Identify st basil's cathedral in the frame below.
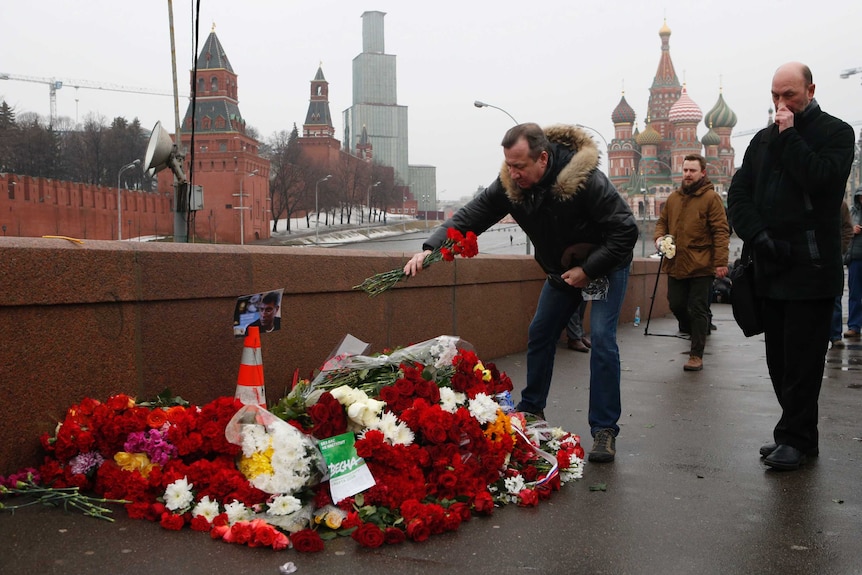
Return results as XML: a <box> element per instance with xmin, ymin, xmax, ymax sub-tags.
<box><xmin>607</xmin><ymin>20</ymin><xmax>738</xmax><ymax>220</ymax></box>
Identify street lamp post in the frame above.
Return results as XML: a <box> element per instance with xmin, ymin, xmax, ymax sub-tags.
<box><xmin>473</xmin><ymin>100</ymin><xmax>532</xmax><ymax>254</ymax></box>
<box><xmin>315</xmin><ymin>174</ymin><xmax>332</xmax><ymax>245</ymax></box>
<box><xmin>641</xmin><ymin>186</ymin><xmax>648</xmax><ymax>257</ymax></box>
<box><xmin>117</xmin><ymin>159</ymin><xmax>141</xmax><ymax>240</ymax></box>
<box><xmin>474</xmin><ymin>100</ymin><xmax>518</xmax><ymax>124</ymax></box>
<box><xmin>233</xmin><ymin>169</ymin><xmax>258</xmax><ymax>245</ymax></box>
<box><xmin>367</xmin><ymin>181</ymin><xmax>380</xmax><ymax>234</ymax></box>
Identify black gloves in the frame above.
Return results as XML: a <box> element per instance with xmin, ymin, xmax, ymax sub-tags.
<box><xmin>752</xmin><ymin>230</ymin><xmax>791</xmax><ymax>263</ymax></box>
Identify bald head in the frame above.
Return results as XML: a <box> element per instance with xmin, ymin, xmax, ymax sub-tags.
<box><xmin>774</xmin><ymin>62</ymin><xmax>813</xmax><ymax>85</ymax></box>
<box><xmin>772</xmin><ymin>62</ymin><xmax>815</xmax><ymax>115</ymax></box>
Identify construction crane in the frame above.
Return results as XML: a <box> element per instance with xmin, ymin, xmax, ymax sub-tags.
<box><xmin>0</xmin><ymin>72</ymin><xmax>173</xmax><ymax>126</ymax></box>
<box><xmin>840</xmin><ymin>67</ymin><xmax>862</xmax><ymax>83</ymax></box>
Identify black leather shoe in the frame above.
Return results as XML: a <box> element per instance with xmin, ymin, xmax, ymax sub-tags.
<box><xmin>759</xmin><ymin>443</ymin><xmax>819</xmax><ymax>458</ymax></box>
<box><xmin>764</xmin><ymin>444</ymin><xmax>807</xmax><ymax>470</ymax></box>
<box><xmin>567</xmin><ymin>338</ymin><xmax>589</xmax><ymax>353</ymax></box>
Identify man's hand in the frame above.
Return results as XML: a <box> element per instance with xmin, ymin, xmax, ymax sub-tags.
<box><xmin>752</xmin><ymin>230</ymin><xmax>791</xmax><ymax>263</ymax></box>
<box><xmin>403</xmin><ymin>250</ymin><xmax>432</xmax><ymax>277</ymax></box>
<box><xmin>561</xmin><ymin>266</ymin><xmax>591</xmax><ymax>288</ymax></box>
<box><xmin>774</xmin><ymin>105</ymin><xmax>794</xmax><ymax>133</ymax></box>
<box><xmin>715</xmin><ymin>266</ymin><xmax>728</xmax><ymax>279</ymax></box>
<box><xmin>854</xmin><ymin>224</ymin><xmax>862</xmax><ymax>236</ymax></box>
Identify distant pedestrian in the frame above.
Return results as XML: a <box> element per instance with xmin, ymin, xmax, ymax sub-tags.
<box><xmin>845</xmin><ymin>187</ymin><xmax>862</xmax><ymax>340</ymax></box>
<box><xmin>654</xmin><ymin>153</ymin><xmax>729</xmax><ymax>372</ymax></box>
<box><xmin>829</xmin><ymin>200</ymin><xmax>853</xmax><ymax>347</ymax></box>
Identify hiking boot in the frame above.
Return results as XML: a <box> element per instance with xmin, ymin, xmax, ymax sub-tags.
<box><xmin>683</xmin><ymin>356</ymin><xmax>703</xmax><ymax>371</ymax></box>
<box><xmin>588</xmin><ymin>428</ymin><xmax>616</xmax><ymax>463</ymax></box>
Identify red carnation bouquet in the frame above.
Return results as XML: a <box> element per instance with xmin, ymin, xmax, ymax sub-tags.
<box><xmin>352</xmin><ymin>227</ymin><xmax>479</xmax><ymax>296</ymax></box>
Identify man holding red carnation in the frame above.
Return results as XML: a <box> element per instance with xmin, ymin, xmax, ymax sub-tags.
<box><xmin>405</xmin><ymin>123</ymin><xmax>638</xmax><ymax>463</ymax></box>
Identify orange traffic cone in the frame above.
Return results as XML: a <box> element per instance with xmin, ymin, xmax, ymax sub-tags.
<box><xmin>235</xmin><ymin>326</ymin><xmax>266</xmax><ymax>407</ymax></box>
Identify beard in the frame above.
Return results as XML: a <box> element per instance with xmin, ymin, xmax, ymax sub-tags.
<box><xmin>681</xmin><ymin>177</ymin><xmax>703</xmax><ymax>193</ymax></box>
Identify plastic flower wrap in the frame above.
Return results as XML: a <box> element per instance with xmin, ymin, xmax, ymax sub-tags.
<box><xmin>225</xmin><ymin>405</ymin><xmax>325</xmax><ymax>496</ymax></box>
<box><xmin>301</xmin><ymin>334</ymin><xmax>471</xmax><ymax>399</ymax></box>
<box><xmin>353</xmin><ymin>227</ymin><xmax>479</xmax><ymax>297</ymax></box>
<box><xmin>657</xmin><ymin>235</ymin><xmax>676</xmax><ymax>259</ymax></box>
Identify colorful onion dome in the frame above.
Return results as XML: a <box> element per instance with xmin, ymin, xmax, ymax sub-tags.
<box><xmin>704</xmin><ymin>92</ymin><xmax>738</xmax><ymax>129</ymax></box>
<box><xmin>611</xmin><ymin>93</ymin><xmax>637</xmax><ymax>124</ymax></box>
<box><xmin>701</xmin><ymin>126</ymin><xmax>721</xmax><ymax>146</ymax></box>
<box><xmin>669</xmin><ymin>86</ymin><xmax>702</xmax><ymax>124</ymax></box>
<box><xmin>636</xmin><ymin>123</ymin><xmax>662</xmax><ymax>146</ymax></box>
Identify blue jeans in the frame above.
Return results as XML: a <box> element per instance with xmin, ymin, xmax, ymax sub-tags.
<box><xmin>518</xmin><ymin>265</ymin><xmax>629</xmax><ymax>436</ymax></box>
<box><xmin>849</xmin><ymin>260</ymin><xmax>862</xmax><ymax>332</ymax></box>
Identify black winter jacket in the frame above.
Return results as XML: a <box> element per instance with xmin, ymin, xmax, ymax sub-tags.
<box><xmin>727</xmin><ymin>100</ymin><xmax>855</xmax><ymax>299</ymax></box>
<box><xmin>423</xmin><ymin>125</ymin><xmax>638</xmax><ymax>280</ymax></box>
<box><xmin>849</xmin><ymin>188</ymin><xmax>862</xmax><ymax>263</ymax></box>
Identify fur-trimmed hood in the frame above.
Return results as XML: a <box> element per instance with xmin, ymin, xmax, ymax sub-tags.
<box><xmin>499</xmin><ymin>124</ymin><xmax>600</xmax><ymax>204</ymax></box>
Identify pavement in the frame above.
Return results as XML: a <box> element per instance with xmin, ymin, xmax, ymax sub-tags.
<box><xmin>2</xmin><ymin>304</ymin><xmax>860</xmax><ymax>575</ymax></box>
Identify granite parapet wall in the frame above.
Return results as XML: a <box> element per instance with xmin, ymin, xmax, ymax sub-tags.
<box><xmin>0</xmin><ymin>237</ymin><xmax>668</xmax><ymax>471</ymax></box>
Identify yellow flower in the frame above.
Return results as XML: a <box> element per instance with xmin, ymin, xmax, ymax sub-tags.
<box><xmin>314</xmin><ymin>504</ymin><xmax>347</xmax><ymax>529</ymax></box>
<box><xmin>238</xmin><ymin>448</ymin><xmax>274</xmax><ymax>479</ymax></box>
<box><xmin>114</xmin><ymin>452</ymin><xmax>154</xmax><ymax>477</ymax></box>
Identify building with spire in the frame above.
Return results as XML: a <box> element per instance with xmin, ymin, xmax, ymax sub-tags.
<box><xmin>164</xmin><ymin>25</ymin><xmax>270</xmax><ymax>244</ymax></box>
<box><xmin>607</xmin><ymin>20</ymin><xmax>737</xmax><ymax>220</ymax></box>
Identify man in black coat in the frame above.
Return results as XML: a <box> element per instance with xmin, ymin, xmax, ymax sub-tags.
<box><xmin>728</xmin><ymin>62</ymin><xmax>855</xmax><ymax>470</ymax></box>
<box><xmin>403</xmin><ymin>123</ymin><xmax>638</xmax><ymax>463</ymax></box>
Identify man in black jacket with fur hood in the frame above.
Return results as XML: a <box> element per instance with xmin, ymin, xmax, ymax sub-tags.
<box><xmin>728</xmin><ymin>62</ymin><xmax>854</xmax><ymax>471</ymax></box>
<box><xmin>404</xmin><ymin>123</ymin><xmax>638</xmax><ymax>462</ymax></box>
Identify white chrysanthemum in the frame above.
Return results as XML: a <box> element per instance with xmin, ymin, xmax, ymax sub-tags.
<box><xmin>504</xmin><ymin>474</ymin><xmax>526</xmax><ymax>495</ymax></box>
<box><xmin>267</xmin><ymin>494</ymin><xmax>302</xmax><ymax>516</ymax></box>
<box><xmin>240</xmin><ymin>424</ymin><xmax>269</xmax><ymax>457</ymax></box>
<box><xmin>439</xmin><ymin>387</ymin><xmax>466</xmax><ymax>413</ymax></box>
<box><xmin>370</xmin><ymin>411</ymin><xmax>415</xmax><ymax>446</ymax></box>
<box><xmin>163</xmin><ymin>476</ymin><xmax>194</xmax><ymax>512</ymax></box>
<box><xmin>191</xmin><ymin>495</ymin><xmax>220</xmax><ymax>521</ymax></box>
<box><xmin>561</xmin><ymin>458</ymin><xmax>585</xmax><ymax>482</ymax></box>
<box><xmin>224</xmin><ymin>500</ymin><xmax>253</xmax><ymax>524</ymax></box>
<box><xmin>468</xmin><ymin>393</ymin><xmax>500</xmax><ymax>425</ymax></box>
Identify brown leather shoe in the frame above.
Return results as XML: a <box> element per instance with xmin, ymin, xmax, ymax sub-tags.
<box><xmin>567</xmin><ymin>338</ymin><xmax>589</xmax><ymax>353</ymax></box>
<box><xmin>844</xmin><ymin>329</ymin><xmax>860</xmax><ymax>338</ymax></box>
<box><xmin>683</xmin><ymin>356</ymin><xmax>703</xmax><ymax>371</ymax></box>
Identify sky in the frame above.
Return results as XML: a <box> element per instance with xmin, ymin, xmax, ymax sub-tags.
<box><xmin>2</xmin><ymin>0</ymin><xmax>861</xmax><ymax>201</ymax></box>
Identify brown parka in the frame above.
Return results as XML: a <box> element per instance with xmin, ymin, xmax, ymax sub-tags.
<box><xmin>654</xmin><ymin>178</ymin><xmax>730</xmax><ymax>279</ymax></box>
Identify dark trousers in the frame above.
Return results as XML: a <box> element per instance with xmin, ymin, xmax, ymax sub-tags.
<box><xmin>762</xmin><ymin>297</ymin><xmax>832</xmax><ymax>452</ymax></box>
<box><xmin>667</xmin><ymin>275</ymin><xmax>713</xmax><ymax>357</ymax></box>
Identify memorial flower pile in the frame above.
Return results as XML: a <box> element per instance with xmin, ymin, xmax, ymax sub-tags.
<box><xmin>1</xmin><ymin>336</ymin><xmax>584</xmax><ymax>553</ymax></box>
<box><xmin>352</xmin><ymin>227</ymin><xmax>479</xmax><ymax>296</ymax></box>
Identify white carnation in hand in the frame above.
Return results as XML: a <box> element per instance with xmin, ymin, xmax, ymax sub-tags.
<box><xmin>658</xmin><ymin>235</ymin><xmax>676</xmax><ymax>259</ymax></box>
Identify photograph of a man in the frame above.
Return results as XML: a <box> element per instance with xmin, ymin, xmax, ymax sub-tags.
<box><xmin>233</xmin><ymin>289</ymin><xmax>284</xmax><ymax>337</ymax></box>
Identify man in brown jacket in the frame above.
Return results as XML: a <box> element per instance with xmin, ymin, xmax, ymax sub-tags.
<box><xmin>655</xmin><ymin>154</ymin><xmax>730</xmax><ymax>371</ymax></box>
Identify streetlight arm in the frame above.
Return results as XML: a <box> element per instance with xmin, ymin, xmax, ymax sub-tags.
<box><xmin>474</xmin><ymin>100</ymin><xmax>518</xmax><ymax>125</ymax></box>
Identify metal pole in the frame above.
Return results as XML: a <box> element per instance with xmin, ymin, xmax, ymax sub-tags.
<box><xmin>644</xmin><ymin>254</ymin><xmax>664</xmax><ymax>336</ymax></box>
<box><xmin>238</xmin><ymin>177</ymin><xmax>244</xmax><ymax>245</ymax></box>
<box><xmin>315</xmin><ymin>175</ymin><xmax>331</xmax><ymax>245</ymax></box>
<box><xmin>117</xmin><ymin>160</ymin><xmax>140</xmax><ymax>241</ymax></box>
